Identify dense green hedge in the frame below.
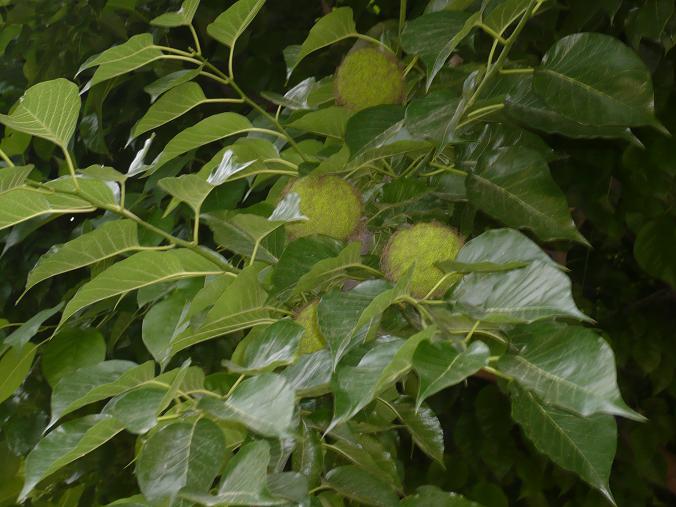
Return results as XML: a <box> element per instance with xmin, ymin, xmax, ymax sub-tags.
<box><xmin>1</xmin><ymin>1</ymin><xmax>674</xmax><ymax>506</ymax></box>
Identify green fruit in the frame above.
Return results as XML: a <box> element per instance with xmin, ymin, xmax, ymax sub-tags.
<box><xmin>381</xmin><ymin>222</ymin><xmax>464</xmax><ymax>298</ymax></box>
<box><xmin>284</xmin><ymin>175</ymin><xmax>362</xmax><ymax>240</ymax></box>
<box><xmin>295</xmin><ymin>302</ymin><xmax>325</xmax><ymax>354</ymax></box>
<box><xmin>335</xmin><ymin>47</ymin><xmax>404</xmax><ymax>111</ymax></box>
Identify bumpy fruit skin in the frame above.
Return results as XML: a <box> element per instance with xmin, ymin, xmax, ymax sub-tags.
<box><xmin>295</xmin><ymin>302</ymin><xmax>325</xmax><ymax>354</ymax></box>
<box><xmin>335</xmin><ymin>47</ymin><xmax>404</xmax><ymax>111</ymax></box>
<box><xmin>381</xmin><ymin>222</ymin><xmax>464</xmax><ymax>298</ymax></box>
<box><xmin>285</xmin><ymin>175</ymin><xmax>361</xmax><ymax>240</ymax></box>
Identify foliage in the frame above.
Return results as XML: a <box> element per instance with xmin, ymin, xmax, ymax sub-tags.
<box><xmin>0</xmin><ymin>0</ymin><xmax>675</xmax><ymax>506</ymax></box>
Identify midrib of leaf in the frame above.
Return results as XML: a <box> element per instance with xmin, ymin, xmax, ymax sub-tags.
<box><xmin>422</xmin><ymin>351</ymin><xmax>465</xmax><ymax>397</ymax></box>
<box><xmin>526</xmin><ymin>392</ymin><xmax>605</xmax><ymax>486</ymax></box>
<box><xmin>538</xmin><ymin>68</ymin><xmax>630</xmax><ymax>111</ymax></box>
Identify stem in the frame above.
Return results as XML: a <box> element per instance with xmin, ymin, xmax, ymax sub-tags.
<box><xmin>203</xmin><ymin>98</ymin><xmax>245</xmax><ymax>105</ymax></box>
<box><xmin>262</xmin><ymin>158</ymin><xmax>298</xmax><ymax>169</ymax></box>
<box><xmin>154</xmin><ymin>45</ymin><xmax>195</xmax><ymax>58</ymax></box>
<box><xmin>483</xmin><ymin>366</ymin><xmax>512</xmax><ymax>381</ymax></box>
<box><xmin>0</xmin><ymin>147</ymin><xmax>14</xmax><ymax>167</ymax></box>
<box><xmin>159</xmin><ymin>54</ymin><xmax>203</xmax><ymax>66</ymax></box>
<box><xmin>199</xmin><ymin>71</ymin><xmax>230</xmax><ymax>86</ymax></box>
<box><xmin>463</xmin><ymin>320</ymin><xmax>480</xmax><ymax>344</ymax></box>
<box><xmin>188</xmin><ymin>24</ymin><xmax>202</xmax><ymax>55</ymax></box>
<box><xmin>476</xmin><ymin>23</ymin><xmax>508</xmax><ymax>44</ymax></box>
<box><xmin>398</xmin><ymin>0</ymin><xmax>407</xmax><ymax>39</ymax></box>
<box><xmin>225</xmin><ymin>374</ymin><xmax>245</xmax><ymax>398</ymax></box>
<box><xmin>422</xmin><ymin>272</ymin><xmax>456</xmax><ymax>300</ymax></box>
<box><xmin>500</xmin><ymin>67</ymin><xmax>534</xmax><ymax>75</ymax></box>
<box><xmin>61</xmin><ymin>146</ymin><xmax>80</xmax><ymax>190</ymax></box>
<box><xmin>193</xmin><ymin>206</ymin><xmax>201</xmax><ymax>244</ymax></box>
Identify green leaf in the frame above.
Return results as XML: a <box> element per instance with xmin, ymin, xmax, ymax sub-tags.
<box><xmin>282</xmin><ymin>349</ymin><xmax>333</xmax><ymax>398</ymax></box>
<box><xmin>317</xmin><ymin>280</ymin><xmax>391</xmax><ymax>367</ymax></box>
<box><xmin>184</xmin><ymin>440</ymin><xmax>279</xmax><ymax>506</ymax></box>
<box><xmin>131</xmin><ymin>82</ymin><xmax>208</xmax><ymax>139</ymax></box>
<box><xmin>170</xmin><ymin>264</ymin><xmax>272</xmax><ymax>357</ymax></box>
<box><xmin>437</xmin><ymin>259</ymin><xmax>527</xmax><ymax>274</ymax></box>
<box><xmin>509</xmin><ymin>385</ymin><xmax>617</xmax><ymax>505</ymax></box>
<box><xmin>152</xmin><ymin>112</ymin><xmax>253</xmax><ymax>169</ymax></box>
<box><xmin>59</xmin><ymin>249</ymin><xmax>224</xmax><ymax>329</ymax></box>
<box><xmin>467</xmin><ymin>147</ymin><xmax>586</xmax><ymax>244</ymax></box>
<box><xmin>207</xmin><ymin>0</ymin><xmax>265</xmax><ymax>48</ymax></box>
<box><xmin>79</xmin><ymin>34</ymin><xmax>163</xmax><ymax>91</ymax></box>
<box><xmin>199</xmin><ymin>373</ymin><xmax>295</xmax><ymax>437</ymax></box>
<box><xmin>634</xmin><ymin>217</ymin><xmax>676</xmax><ymax>288</ymax></box>
<box><xmin>392</xmin><ymin>399</ymin><xmax>445</xmax><ymax>465</ymax></box>
<box><xmin>451</xmin><ymin>260</ymin><xmax>589</xmax><ymax>323</ymax></box>
<box><xmin>49</xmin><ymin>360</ymin><xmax>155</xmax><ymax>427</ymax></box>
<box><xmin>142</xmin><ymin>291</ymin><xmax>191</xmax><ymax>368</ymax></box>
<box><xmin>505</xmin><ymin>88</ymin><xmax>641</xmax><ymax>143</ymax></box>
<box><xmin>159</xmin><ymin>173</ymin><xmax>214</xmax><ymax>213</ymax></box>
<box><xmin>0</xmin><ymin>79</ymin><xmax>80</xmax><ymax>148</ymax></box>
<box><xmin>324</xmin><ymin>465</ymin><xmax>399</xmax><ymax>507</ymax></box>
<box><xmin>293</xmin><ymin>7</ymin><xmax>357</xmax><ymax>71</ymax></box>
<box><xmin>144</xmin><ymin>69</ymin><xmax>202</xmax><ymax>103</ymax></box>
<box><xmin>454</xmin><ymin>228</ymin><xmax>560</xmax><ymax>268</ymax></box>
<box><xmin>401</xmin><ymin>485</ymin><xmax>484</xmax><ymax>506</ymax></box>
<box><xmin>292</xmin><ymin>423</ymin><xmax>322</xmax><ymax>488</ymax></box>
<box><xmin>24</xmin><ymin>220</ymin><xmax>141</xmax><ymax>295</ymax></box>
<box><xmin>0</xmin><ymin>187</ymin><xmax>94</xmax><ymax>232</ymax></box>
<box><xmin>0</xmin><ymin>343</ymin><xmax>37</xmax><ymax>404</ymax></box>
<box><xmin>150</xmin><ymin>0</ymin><xmax>199</xmax><ymax>27</ymax></box>
<box><xmin>226</xmin><ymin>319</ymin><xmax>304</xmax><ymax>373</ymax></box>
<box><xmin>19</xmin><ymin>415</ymin><xmax>125</xmax><ymax>502</ymax></box>
<box><xmin>483</xmin><ymin>0</ymin><xmax>530</xmax><ymax>33</ymax></box>
<box><xmin>497</xmin><ymin>321</ymin><xmax>644</xmax><ymax>421</ymax></box>
<box><xmin>3</xmin><ymin>303</ymin><xmax>63</xmax><ymax>348</ymax></box>
<box><xmin>0</xmin><ymin>165</ymin><xmax>33</xmax><ymax>195</ymax></box>
<box><xmin>413</xmin><ymin>340</ymin><xmax>490</xmax><ymax>408</ymax></box>
<box><xmin>292</xmin><ymin>241</ymin><xmax>362</xmax><ymax>297</ymax></box>
<box><xmin>136</xmin><ymin>418</ymin><xmax>225</xmax><ymax>504</ymax></box>
<box><xmin>103</xmin><ymin>386</ymin><xmax>167</xmax><ymax>434</ymax></box>
<box><xmin>534</xmin><ymin>33</ymin><xmax>658</xmax><ymax>128</ymax></box>
<box><xmin>400</xmin><ymin>11</ymin><xmax>478</xmax><ymax>89</ymax></box>
<box><xmin>286</xmin><ymin>106</ymin><xmax>352</xmax><ymax>139</ymax></box>
<box><xmin>330</xmin><ymin>338</ymin><xmax>405</xmax><ymax>429</ymax></box>
<box><xmin>41</xmin><ymin>328</ymin><xmax>106</xmax><ymax>388</ymax></box>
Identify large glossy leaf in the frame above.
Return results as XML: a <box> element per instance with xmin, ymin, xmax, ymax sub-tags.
<box><xmin>136</xmin><ymin>418</ymin><xmax>225</xmax><ymax>503</ymax></box>
<box><xmin>400</xmin><ymin>11</ymin><xmax>478</xmax><ymax>89</ymax></box>
<box><xmin>0</xmin><ymin>165</ymin><xmax>33</xmax><ymax>195</ymax></box>
<box><xmin>19</xmin><ymin>415</ymin><xmax>125</xmax><ymax>502</ymax></box>
<box><xmin>226</xmin><ymin>320</ymin><xmax>304</xmax><ymax>373</ymax></box>
<box><xmin>483</xmin><ymin>0</ymin><xmax>530</xmax><ymax>33</ymax></box>
<box><xmin>292</xmin><ymin>242</ymin><xmax>362</xmax><ymax>297</ymax></box>
<box><xmin>207</xmin><ymin>0</ymin><xmax>265</xmax><ymax>48</ymax></box>
<box><xmin>330</xmin><ymin>338</ymin><xmax>405</xmax><ymax>429</ymax></box>
<box><xmin>286</xmin><ymin>106</ymin><xmax>352</xmax><ymax>139</ymax></box>
<box><xmin>41</xmin><ymin>328</ymin><xmax>106</xmax><ymax>388</ymax></box>
<box><xmin>159</xmin><ymin>174</ymin><xmax>214</xmax><ymax>213</ymax></box>
<box><xmin>150</xmin><ymin>0</ymin><xmax>199</xmax><ymax>27</ymax></box>
<box><xmin>292</xmin><ymin>7</ymin><xmax>356</xmax><ymax>71</ymax></box>
<box><xmin>0</xmin><ymin>187</ymin><xmax>94</xmax><ymax>232</ymax></box>
<box><xmin>497</xmin><ymin>322</ymin><xmax>644</xmax><ymax>421</ymax></box>
<box><xmin>79</xmin><ymin>34</ymin><xmax>163</xmax><ymax>90</ymax></box>
<box><xmin>103</xmin><ymin>386</ymin><xmax>167</xmax><ymax>434</ymax></box>
<box><xmin>533</xmin><ymin>33</ymin><xmax>657</xmax><ymax>128</ymax></box>
<box><xmin>282</xmin><ymin>349</ymin><xmax>333</xmax><ymax>397</ymax></box>
<box><xmin>0</xmin><ymin>343</ymin><xmax>37</xmax><ymax>404</ymax></box>
<box><xmin>49</xmin><ymin>360</ymin><xmax>155</xmax><ymax>427</ymax></box>
<box><xmin>401</xmin><ymin>486</ymin><xmax>483</xmax><ymax>506</ymax></box>
<box><xmin>451</xmin><ymin>260</ymin><xmax>589</xmax><ymax>323</ymax></box>
<box><xmin>0</xmin><ymin>79</ymin><xmax>80</xmax><ymax>148</ymax></box>
<box><xmin>413</xmin><ymin>340</ymin><xmax>490</xmax><ymax>407</ymax></box>
<box><xmin>184</xmin><ymin>441</ymin><xmax>280</xmax><ymax>506</ymax></box>
<box><xmin>142</xmin><ymin>291</ymin><xmax>191</xmax><ymax>368</ymax></box>
<box><xmin>131</xmin><ymin>82</ymin><xmax>208</xmax><ymax>139</ymax></box>
<box><xmin>510</xmin><ymin>385</ymin><xmax>617</xmax><ymax>504</ymax></box>
<box><xmin>392</xmin><ymin>399</ymin><xmax>445</xmax><ymax>465</ymax></box>
<box><xmin>144</xmin><ymin>69</ymin><xmax>202</xmax><ymax>103</ymax></box>
<box><xmin>324</xmin><ymin>465</ymin><xmax>399</xmax><ymax>507</ymax></box>
<box><xmin>199</xmin><ymin>373</ymin><xmax>295</xmax><ymax>437</ymax></box>
<box><xmin>467</xmin><ymin>147</ymin><xmax>586</xmax><ymax>244</ymax></box>
<box><xmin>25</xmin><ymin>220</ymin><xmax>140</xmax><ymax>294</ymax></box>
<box><xmin>152</xmin><ymin>112</ymin><xmax>253</xmax><ymax>169</ymax></box>
<box><xmin>3</xmin><ymin>303</ymin><xmax>63</xmax><ymax>348</ymax></box>
<box><xmin>634</xmin><ymin>217</ymin><xmax>676</xmax><ymax>288</ymax></box>
<box><xmin>170</xmin><ymin>264</ymin><xmax>271</xmax><ymax>356</ymax></box>
<box><xmin>59</xmin><ymin>249</ymin><xmax>224</xmax><ymax>328</ymax></box>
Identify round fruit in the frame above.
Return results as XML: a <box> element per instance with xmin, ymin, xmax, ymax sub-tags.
<box><xmin>335</xmin><ymin>47</ymin><xmax>404</xmax><ymax>111</ymax></box>
<box><xmin>381</xmin><ymin>222</ymin><xmax>464</xmax><ymax>298</ymax></box>
<box><xmin>295</xmin><ymin>302</ymin><xmax>325</xmax><ymax>354</ymax></box>
<box><xmin>284</xmin><ymin>174</ymin><xmax>362</xmax><ymax>240</ymax></box>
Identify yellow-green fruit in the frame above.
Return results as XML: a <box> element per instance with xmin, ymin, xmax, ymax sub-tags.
<box><xmin>335</xmin><ymin>47</ymin><xmax>404</xmax><ymax>111</ymax></box>
<box><xmin>381</xmin><ymin>222</ymin><xmax>464</xmax><ymax>298</ymax></box>
<box><xmin>284</xmin><ymin>175</ymin><xmax>361</xmax><ymax>240</ymax></box>
<box><xmin>295</xmin><ymin>302</ymin><xmax>325</xmax><ymax>354</ymax></box>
